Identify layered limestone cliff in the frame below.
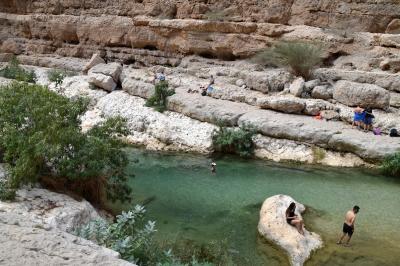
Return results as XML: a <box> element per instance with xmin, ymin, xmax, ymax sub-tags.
<box><xmin>1</xmin><ymin>0</ymin><xmax>399</xmax><ymax>33</ymax></box>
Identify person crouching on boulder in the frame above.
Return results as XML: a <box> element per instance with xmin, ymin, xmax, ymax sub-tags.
<box><xmin>285</xmin><ymin>202</ymin><xmax>304</xmax><ymax>235</ymax></box>
<box><xmin>337</xmin><ymin>205</ymin><xmax>360</xmax><ymax>246</ymax></box>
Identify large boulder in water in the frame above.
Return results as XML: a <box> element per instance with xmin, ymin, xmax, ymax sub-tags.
<box><xmin>258</xmin><ymin>194</ymin><xmax>323</xmax><ymax>266</ymax></box>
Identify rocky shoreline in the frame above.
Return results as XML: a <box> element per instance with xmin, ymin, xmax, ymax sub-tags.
<box><xmin>2</xmin><ymin>52</ymin><xmax>399</xmax><ymax>167</ymax></box>
<box><xmin>0</xmin><ymin>165</ymin><xmax>134</xmax><ymax>266</ymax></box>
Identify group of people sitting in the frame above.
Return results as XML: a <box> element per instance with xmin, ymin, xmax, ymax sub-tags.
<box><xmin>352</xmin><ymin>106</ymin><xmax>375</xmax><ymax>131</ymax></box>
<box><xmin>352</xmin><ymin>106</ymin><xmax>399</xmax><ymax>136</ymax></box>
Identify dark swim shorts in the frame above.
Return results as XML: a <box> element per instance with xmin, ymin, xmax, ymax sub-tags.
<box><xmin>343</xmin><ymin>223</ymin><xmax>354</xmax><ymax>236</ymax></box>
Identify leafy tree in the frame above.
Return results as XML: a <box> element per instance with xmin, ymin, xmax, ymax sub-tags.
<box><xmin>254</xmin><ymin>41</ymin><xmax>323</xmax><ymax>80</ymax></box>
<box><xmin>0</xmin><ymin>82</ymin><xmax>131</xmax><ymax>204</ymax></box>
<box><xmin>212</xmin><ymin>124</ymin><xmax>256</xmax><ymax>158</ymax></box>
<box><xmin>0</xmin><ymin>56</ymin><xmax>37</xmax><ymax>83</ymax></box>
<box><xmin>381</xmin><ymin>153</ymin><xmax>400</xmax><ymax>177</ymax></box>
<box><xmin>146</xmin><ymin>81</ymin><xmax>175</xmax><ymax>112</ymax></box>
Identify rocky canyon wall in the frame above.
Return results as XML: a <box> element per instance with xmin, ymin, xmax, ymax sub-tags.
<box><xmin>1</xmin><ymin>1</ymin><xmax>400</xmax><ymax>65</ymax></box>
<box><xmin>1</xmin><ymin>0</ymin><xmax>400</xmax><ymax>33</ymax></box>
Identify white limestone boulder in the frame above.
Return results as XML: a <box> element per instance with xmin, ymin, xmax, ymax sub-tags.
<box><xmin>89</xmin><ymin>73</ymin><xmax>117</xmax><ymax>92</ymax></box>
<box><xmin>257</xmin><ymin>96</ymin><xmax>305</xmax><ymax>114</ymax></box>
<box><xmin>88</xmin><ymin>63</ymin><xmax>122</xmax><ymax>91</ymax></box>
<box><xmin>258</xmin><ymin>195</ymin><xmax>323</xmax><ymax>266</ymax></box>
<box><xmin>0</xmin><ymin>212</ymin><xmax>134</xmax><ymax>266</ymax></box>
<box><xmin>333</xmin><ymin>80</ymin><xmax>390</xmax><ymax>109</ymax></box>
<box><xmin>89</xmin><ymin>63</ymin><xmax>122</xmax><ymax>82</ymax></box>
<box><xmin>289</xmin><ymin>77</ymin><xmax>305</xmax><ymax>97</ymax></box>
<box><xmin>83</xmin><ymin>53</ymin><xmax>105</xmax><ymax>74</ymax></box>
<box><xmin>0</xmin><ymin>188</ymin><xmax>103</xmax><ymax>233</ymax></box>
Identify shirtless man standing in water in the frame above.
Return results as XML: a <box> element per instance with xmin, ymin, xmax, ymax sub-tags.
<box><xmin>337</xmin><ymin>205</ymin><xmax>360</xmax><ymax>246</ymax></box>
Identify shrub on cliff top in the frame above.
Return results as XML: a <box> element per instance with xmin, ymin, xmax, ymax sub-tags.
<box><xmin>0</xmin><ymin>82</ymin><xmax>131</xmax><ymax>204</ymax></box>
<box><xmin>146</xmin><ymin>80</ymin><xmax>175</xmax><ymax>112</ymax></box>
<box><xmin>0</xmin><ymin>56</ymin><xmax>37</xmax><ymax>83</ymax></box>
<box><xmin>254</xmin><ymin>41</ymin><xmax>323</xmax><ymax>80</ymax></box>
<box><xmin>381</xmin><ymin>153</ymin><xmax>400</xmax><ymax>177</ymax></box>
<box><xmin>212</xmin><ymin>124</ymin><xmax>256</xmax><ymax>158</ymax></box>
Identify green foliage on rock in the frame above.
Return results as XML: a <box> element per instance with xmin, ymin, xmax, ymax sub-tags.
<box><xmin>381</xmin><ymin>153</ymin><xmax>400</xmax><ymax>177</ymax></box>
<box><xmin>0</xmin><ymin>82</ymin><xmax>131</xmax><ymax>204</ymax></box>
<box><xmin>47</xmin><ymin>69</ymin><xmax>67</xmax><ymax>88</ymax></box>
<box><xmin>146</xmin><ymin>81</ymin><xmax>175</xmax><ymax>112</ymax></box>
<box><xmin>0</xmin><ymin>56</ymin><xmax>37</xmax><ymax>83</ymax></box>
<box><xmin>254</xmin><ymin>41</ymin><xmax>323</xmax><ymax>80</ymax></box>
<box><xmin>0</xmin><ymin>178</ymin><xmax>16</xmax><ymax>201</ymax></box>
<box><xmin>77</xmin><ymin>205</ymin><xmax>157</xmax><ymax>264</ymax></box>
<box><xmin>212</xmin><ymin>124</ymin><xmax>257</xmax><ymax>158</ymax></box>
<box><xmin>77</xmin><ymin>205</ymin><xmax>219</xmax><ymax>266</ymax></box>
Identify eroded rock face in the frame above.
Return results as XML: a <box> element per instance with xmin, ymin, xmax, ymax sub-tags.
<box><xmin>333</xmin><ymin>80</ymin><xmax>390</xmax><ymax>109</ymax></box>
<box><xmin>0</xmin><ymin>188</ymin><xmax>102</xmax><ymax>233</ymax></box>
<box><xmin>1</xmin><ymin>0</ymin><xmax>398</xmax><ymax>33</ymax></box>
<box><xmin>0</xmin><ymin>210</ymin><xmax>133</xmax><ymax>266</ymax></box>
<box><xmin>258</xmin><ymin>194</ymin><xmax>323</xmax><ymax>266</ymax></box>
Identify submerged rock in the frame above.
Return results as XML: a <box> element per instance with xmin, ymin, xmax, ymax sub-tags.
<box><xmin>258</xmin><ymin>194</ymin><xmax>323</xmax><ymax>266</ymax></box>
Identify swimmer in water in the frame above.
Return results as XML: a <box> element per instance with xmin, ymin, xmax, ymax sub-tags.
<box><xmin>211</xmin><ymin>162</ymin><xmax>216</xmax><ymax>174</ymax></box>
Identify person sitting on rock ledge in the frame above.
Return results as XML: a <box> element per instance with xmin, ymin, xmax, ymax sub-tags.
<box><xmin>352</xmin><ymin>106</ymin><xmax>365</xmax><ymax>129</ymax></box>
<box><xmin>286</xmin><ymin>202</ymin><xmax>305</xmax><ymax>235</ymax></box>
<box><xmin>363</xmin><ymin>107</ymin><xmax>374</xmax><ymax>132</ymax></box>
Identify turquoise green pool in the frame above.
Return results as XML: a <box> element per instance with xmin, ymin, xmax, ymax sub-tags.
<box><xmin>115</xmin><ymin>149</ymin><xmax>400</xmax><ymax>265</ymax></box>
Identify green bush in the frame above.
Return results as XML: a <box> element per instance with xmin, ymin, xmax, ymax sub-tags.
<box><xmin>0</xmin><ymin>82</ymin><xmax>131</xmax><ymax>204</ymax></box>
<box><xmin>254</xmin><ymin>41</ymin><xmax>323</xmax><ymax>80</ymax></box>
<box><xmin>0</xmin><ymin>56</ymin><xmax>37</xmax><ymax>83</ymax></box>
<box><xmin>0</xmin><ymin>178</ymin><xmax>16</xmax><ymax>201</ymax></box>
<box><xmin>381</xmin><ymin>153</ymin><xmax>400</xmax><ymax>177</ymax></box>
<box><xmin>77</xmin><ymin>205</ymin><xmax>157</xmax><ymax>264</ymax></box>
<box><xmin>212</xmin><ymin>124</ymin><xmax>256</xmax><ymax>158</ymax></box>
<box><xmin>146</xmin><ymin>81</ymin><xmax>175</xmax><ymax>112</ymax></box>
<box><xmin>77</xmin><ymin>205</ymin><xmax>218</xmax><ymax>266</ymax></box>
<box><xmin>47</xmin><ymin>69</ymin><xmax>67</xmax><ymax>88</ymax></box>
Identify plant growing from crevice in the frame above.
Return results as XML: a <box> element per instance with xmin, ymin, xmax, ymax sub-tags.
<box><xmin>253</xmin><ymin>41</ymin><xmax>323</xmax><ymax>80</ymax></box>
<box><xmin>0</xmin><ymin>56</ymin><xmax>37</xmax><ymax>83</ymax></box>
<box><xmin>0</xmin><ymin>82</ymin><xmax>131</xmax><ymax>205</ymax></box>
<box><xmin>145</xmin><ymin>80</ymin><xmax>175</xmax><ymax>113</ymax></box>
<box><xmin>381</xmin><ymin>153</ymin><xmax>400</xmax><ymax>177</ymax></box>
<box><xmin>212</xmin><ymin>123</ymin><xmax>257</xmax><ymax>158</ymax></box>
<box><xmin>47</xmin><ymin>69</ymin><xmax>67</xmax><ymax>88</ymax></box>
<box><xmin>312</xmin><ymin>146</ymin><xmax>326</xmax><ymax>163</ymax></box>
